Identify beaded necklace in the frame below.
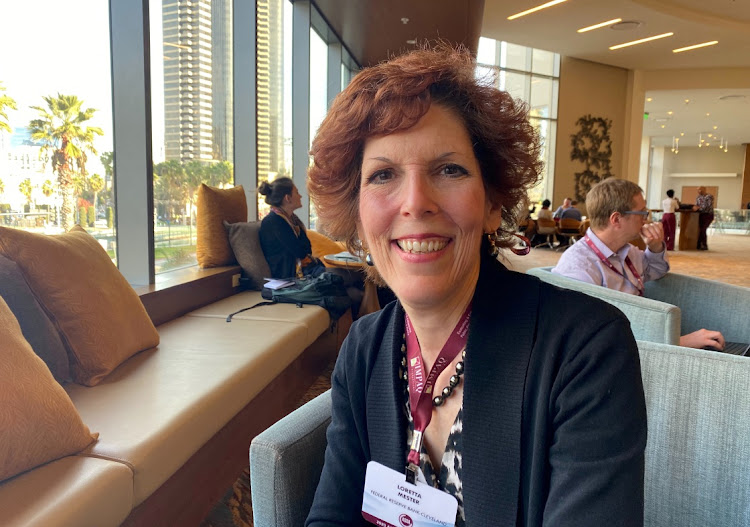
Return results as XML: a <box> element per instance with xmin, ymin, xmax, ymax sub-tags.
<box><xmin>400</xmin><ymin>333</ymin><xmax>466</xmax><ymax>407</ymax></box>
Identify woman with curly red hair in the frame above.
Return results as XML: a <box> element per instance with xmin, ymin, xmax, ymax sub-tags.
<box><xmin>305</xmin><ymin>45</ymin><xmax>646</xmax><ymax>527</ymax></box>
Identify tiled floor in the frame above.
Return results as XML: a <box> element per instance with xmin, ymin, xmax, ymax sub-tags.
<box><xmin>503</xmin><ymin>231</ymin><xmax>750</xmax><ymax>289</ymax></box>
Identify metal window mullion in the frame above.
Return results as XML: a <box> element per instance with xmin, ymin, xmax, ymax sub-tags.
<box><xmin>109</xmin><ymin>0</ymin><xmax>154</xmax><ymax>286</ymax></box>
<box><xmin>292</xmin><ymin>0</ymin><xmax>311</xmax><ymax>227</ymax></box>
<box><xmin>233</xmin><ymin>0</ymin><xmax>257</xmax><ymax>219</ymax></box>
<box><xmin>327</xmin><ymin>41</ymin><xmax>341</xmax><ymax>109</ymax></box>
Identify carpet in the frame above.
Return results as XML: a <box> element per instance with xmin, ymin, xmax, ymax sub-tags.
<box><xmin>200</xmin><ymin>359</ymin><xmax>336</xmax><ymax>527</ymax></box>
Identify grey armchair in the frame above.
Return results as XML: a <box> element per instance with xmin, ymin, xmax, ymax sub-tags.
<box><xmin>248</xmin><ymin>344</ymin><xmax>750</xmax><ymax>527</ymax></box>
<box><xmin>526</xmin><ymin>267</ymin><xmax>749</xmax><ymax>345</ymax></box>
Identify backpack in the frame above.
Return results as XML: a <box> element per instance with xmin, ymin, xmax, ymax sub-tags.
<box><xmin>226</xmin><ymin>272</ymin><xmax>352</xmax><ymax>322</ymax></box>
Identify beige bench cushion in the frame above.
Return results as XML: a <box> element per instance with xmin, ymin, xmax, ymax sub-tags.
<box><xmin>187</xmin><ymin>290</ymin><xmax>331</xmax><ymax>347</ymax></box>
<box><xmin>0</xmin><ymin>456</ymin><xmax>133</xmax><ymax>527</ymax></box>
<box><xmin>66</xmin><ymin>316</ymin><xmax>309</xmax><ymax>505</ymax></box>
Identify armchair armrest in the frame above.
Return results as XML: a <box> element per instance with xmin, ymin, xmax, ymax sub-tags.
<box><xmin>526</xmin><ymin>267</ymin><xmax>681</xmax><ymax>345</ymax></box>
<box><xmin>250</xmin><ymin>390</ymin><xmax>332</xmax><ymax>527</ymax></box>
<box><xmin>645</xmin><ymin>273</ymin><xmax>750</xmax><ymax>343</ymax></box>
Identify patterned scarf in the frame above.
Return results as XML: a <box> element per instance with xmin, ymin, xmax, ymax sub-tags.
<box><xmin>270</xmin><ymin>206</ymin><xmax>306</xmax><ymax>237</ymax></box>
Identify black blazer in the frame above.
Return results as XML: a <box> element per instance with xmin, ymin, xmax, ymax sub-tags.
<box><xmin>307</xmin><ymin>254</ymin><xmax>646</xmax><ymax>526</ymax></box>
<box><xmin>259</xmin><ymin>211</ymin><xmax>312</xmax><ymax>278</ymax></box>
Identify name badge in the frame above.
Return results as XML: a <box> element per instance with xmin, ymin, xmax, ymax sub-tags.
<box><xmin>362</xmin><ymin>461</ymin><xmax>458</xmax><ymax>527</ymax></box>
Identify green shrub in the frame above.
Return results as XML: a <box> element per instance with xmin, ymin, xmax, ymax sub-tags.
<box><xmin>106</xmin><ymin>207</ymin><xmax>114</xmax><ymax>229</ymax></box>
<box><xmin>78</xmin><ymin>207</ymin><xmax>87</xmax><ymax>226</ymax></box>
<box><xmin>87</xmin><ymin>206</ymin><xmax>95</xmax><ymax>227</ymax></box>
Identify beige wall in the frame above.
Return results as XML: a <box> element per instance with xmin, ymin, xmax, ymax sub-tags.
<box><xmin>553</xmin><ymin>63</ymin><xmax>750</xmax><ymax>214</ymax></box>
<box><xmin>553</xmin><ymin>57</ymin><xmax>629</xmax><ymax>214</ymax></box>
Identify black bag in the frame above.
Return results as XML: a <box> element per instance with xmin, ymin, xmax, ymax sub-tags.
<box><xmin>226</xmin><ymin>272</ymin><xmax>352</xmax><ymax>322</ymax></box>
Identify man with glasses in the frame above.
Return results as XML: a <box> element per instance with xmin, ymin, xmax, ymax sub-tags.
<box><xmin>553</xmin><ymin>178</ymin><xmax>725</xmax><ymax>350</ymax></box>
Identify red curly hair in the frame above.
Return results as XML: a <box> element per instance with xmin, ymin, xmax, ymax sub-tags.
<box><xmin>308</xmin><ymin>44</ymin><xmax>543</xmax><ymax>255</ymax></box>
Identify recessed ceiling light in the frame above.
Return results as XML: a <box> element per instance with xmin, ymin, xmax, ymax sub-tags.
<box><xmin>507</xmin><ymin>0</ymin><xmax>567</xmax><ymax>20</ymax></box>
<box><xmin>673</xmin><ymin>41</ymin><xmax>718</xmax><ymax>53</ymax></box>
<box><xmin>713</xmin><ymin>126</ymin><xmax>718</xmax><ymax>130</ymax></box>
<box><xmin>680</xmin><ymin>132</ymin><xmax>684</xmax><ymax>136</ymax></box>
<box><xmin>406</xmin><ymin>39</ymin><xmax>417</xmax><ymax>45</ymax></box>
<box><xmin>610</xmin><ymin>20</ymin><xmax>643</xmax><ymax>31</ymax></box>
<box><xmin>667</xmin><ymin>111</ymin><xmax>673</xmax><ymax>115</ymax></box>
<box><xmin>684</xmin><ymin>99</ymin><xmax>690</xmax><ymax>103</ymax></box>
<box><xmin>706</xmin><ymin>113</ymin><xmax>710</xmax><ymax>116</ymax></box>
<box><xmin>401</xmin><ymin>17</ymin><xmax>409</xmax><ymax>25</ymax></box>
<box><xmin>646</xmin><ymin>97</ymin><xmax>653</xmax><ymax>102</ymax></box>
<box><xmin>660</xmin><ymin>125</ymin><xmax>666</xmax><ymax>128</ymax></box>
<box><xmin>610</xmin><ymin>32</ymin><xmax>673</xmax><ymax>51</ymax></box>
<box><xmin>578</xmin><ymin>18</ymin><xmax>622</xmax><ymax>33</ymax></box>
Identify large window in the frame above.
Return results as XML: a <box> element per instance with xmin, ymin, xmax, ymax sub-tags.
<box><xmin>477</xmin><ymin>37</ymin><xmax>560</xmax><ymax>207</ymax></box>
<box><xmin>0</xmin><ymin>0</ymin><xmax>115</xmax><ymax>259</ymax></box>
<box><xmin>149</xmin><ymin>0</ymin><xmax>234</xmax><ymax>274</ymax></box>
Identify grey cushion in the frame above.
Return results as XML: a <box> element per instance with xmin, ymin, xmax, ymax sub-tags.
<box><xmin>224</xmin><ymin>221</ymin><xmax>272</xmax><ymax>290</ymax></box>
<box><xmin>0</xmin><ymin>253</ymin><xmax>70</xmax><ymax>382</ymax></box>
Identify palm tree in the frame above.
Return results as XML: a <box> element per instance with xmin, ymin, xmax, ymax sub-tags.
<box><xmin>19</xmin><ymin>178</ymin><xmax>34</xmax><ymax>212</ymax></box>
<box><xmin>0</xmin><ymin>178</ymin><xmax>5</xmax><ymax>194</ymax></box>
<box><xmin>88</xmin><ymin>173</ymin><xmax>104</xmax><ymax>212</ymax></box>
<box><xmin>0</xmin><ymin>83</ymin><xmax>17</xmax><ymax>134</ymax></box>
<box><xmin>28</xmin><ymin>94</ymin><xmax>103</xmax><ymax>231</ymax></box>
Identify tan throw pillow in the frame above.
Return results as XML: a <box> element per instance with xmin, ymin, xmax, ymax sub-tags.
<box><xmin>307</xmin><ymin>230</ymin><xmax>346</xmax><ymax>267</ymax></box>
<box><xmin>196</xmin><ymin>184</ymin><xmax>247</xmax><ymax>267</ymax></box>
<box><xmin>0</xmin><ymin>295</ymin><xmax>97</xmax><ymax>482</ymax></box>
<box><xmin>0</xmin><ymin>226</ymin><xmax>160</xmax><ymax>386</ymax></box>
<box><xmin>224</xmin><ymin>221</ymin><xmax>272</xmax><ymax>290</ymax></box>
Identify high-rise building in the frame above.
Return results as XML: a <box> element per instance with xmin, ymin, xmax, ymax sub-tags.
<box><xmin>163</xmin><ymin>0</ymin><xmax>215</xmax><ymax>162</ymax></box>
<box><xmin>211</xmin><ymin>0</ymin><xmax>233</xmax><ymax>163</ymax></box>
<box><xmin>256</xmin><ymin>0</ymin><xmax>285</xmax><ymax>184</ymax></box>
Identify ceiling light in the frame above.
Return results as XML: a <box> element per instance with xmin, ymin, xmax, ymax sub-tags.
<box><xmin>406</xmin><ymin>39</ymin><xmax>417</xmax><ymax>45</ymax></box>
<box><xmin>508</xmin><ymin>0</ymin><xmax>567</xmax><ymax>20</ymax></box>
<box><xmin>610</xmin><ymin>32</ymin><xmax>674</xmax><ymax>50</ymax></box>
<box><xmin>680</xmin><ymin>132</ymin><xmax>684</xmax><ymax>136</ymax></box>
<box><xmin>660</xmin><ymin>125</ymin><xmax>665</xmax><ymax>128</ymax></box>
<box><xmin>667</xmin><ymin>111</ymin><xmax>673</xmax><ymax>115</ymax></box>
<box><xmin>610</xmin><ymin>20</ymin><xmax>643</xmax><ymax>31</ymax></box>
<box><xmin>646</xmin><ymin>97</ymin><xmax>653</xmax><ymax>102</ymax></box>
<box><xmin>401</xmin><ymin>17</ymin><xmax>409</xmax><ymax>25</ymax></box>
<box><xmin>673</xmin><ymin>41</ymin><xmax>718</xmax><ymax>53</ymax></box>
<box><xmin>578</xmin><ymin>18</ymin><xmax>622</xmax><ymax>33</ymax></box>
<box><xmin>706</xmin><ymin>113</ymin><xmax>710</xmax><ymax>116</ymax></box>
<box><xmin>713</xmin><ymin>126</ymin><xmax>718</xmax><ymax>130</ymax></box>
<box><xmin>684</xmin><ymin>99</ymin><xmax>690</xmax><ymax>104</ymax></box>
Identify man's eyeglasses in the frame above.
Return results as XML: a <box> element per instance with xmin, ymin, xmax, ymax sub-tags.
<box><xmin>622</xmin><ymin>210</ymin><xmax>650</xmax><ymax>217</ymax></box>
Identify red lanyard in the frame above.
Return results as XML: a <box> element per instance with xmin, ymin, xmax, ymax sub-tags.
<box><xmin>583</xmin><ymin>235</ymin><xmax>644</xmax><ymax>296</ymax></box>
<box><xmin>404</xmin><ymin>304</ymin><xmax>471</xmax><ymax>483</ymax></box>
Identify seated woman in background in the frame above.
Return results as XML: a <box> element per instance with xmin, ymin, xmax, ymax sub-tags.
<box><xmin>258</xmin><ymin>177</ymin><xmax>325</xmax><ymax>279</ymax></box>
<box><xmin>305</xmin><ymin>44</ymin><xmax>646</xmax><ymax>526</ymax></box>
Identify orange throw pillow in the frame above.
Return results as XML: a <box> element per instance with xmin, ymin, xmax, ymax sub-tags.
<box><xmin>307</xmin><ymin>230</ymin><xmax>346</xmax><ymax>267</ymax></box>
<box><xmin>0</xmin><ymin>226</ymin><xmax>160</xmax><ymax>386</ymax></box>
<box><xmin>196</xmin><ymin>184</ymin><xmax>248</xmax><ymax>267</ymax></box>
<box><xmin>0</xmin><ymin>295</ymin><xmax>97</xmax><ymax>482</ymax></box>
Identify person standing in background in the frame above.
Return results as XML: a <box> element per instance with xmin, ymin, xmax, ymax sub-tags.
<box><xmin>693</xmin><ymin>186</ymin><xmax>714</xmax><ymax>251</ymax></box>
<box><xmin>661</xmin><ymin>189</ymin><xmax>680</xmax><ymax>251</ymax></box>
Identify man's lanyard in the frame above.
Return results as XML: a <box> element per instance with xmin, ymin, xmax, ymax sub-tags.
<box><xmin>403</xmin><ymin>304</ymin><xmax>471</xmax><ymax>484</ymax></box>
<box><xmin>583</xmin><ymin>234</ymin><xmax>644</xmax><ymax>296</ymax></box>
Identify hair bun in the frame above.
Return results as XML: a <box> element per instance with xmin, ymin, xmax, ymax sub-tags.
<box><xmin>258</xmin><ymin>181</ymin><xmax>271</xmax><ymax>195</ymax></box>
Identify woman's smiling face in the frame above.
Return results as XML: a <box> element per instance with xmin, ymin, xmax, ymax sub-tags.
<box><xmin>358</xmin><ymin>104</ymin><xmax>502</xmax><ymax>310</ymax></box>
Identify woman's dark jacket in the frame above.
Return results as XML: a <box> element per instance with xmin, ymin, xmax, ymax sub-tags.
<box><xmin>259</xmin><ymin>211</ymin><xmax>312</xmax><ymax>278</ymax></box>
<box><xmin>306</xmin><ymin>254</ymin><xmax>647</xmax><ymax>526</ymax></box>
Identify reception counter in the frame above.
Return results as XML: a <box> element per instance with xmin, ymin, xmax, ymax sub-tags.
<box><xmin>677</xmin><ymin>210</ymin><xmax>700</xmax><ymax>251</ymax></box>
